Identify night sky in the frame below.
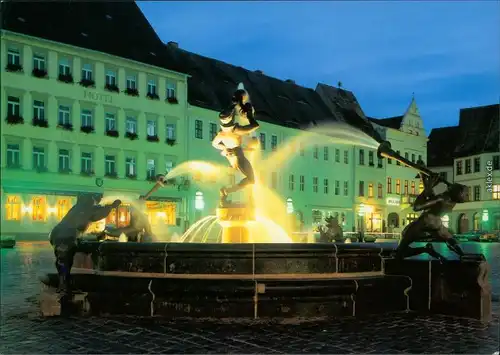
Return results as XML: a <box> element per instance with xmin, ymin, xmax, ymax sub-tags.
<box><xmin>138</xmin><ymin>1</ymin><xmax>500</xmax><ymax>132</ymax></box>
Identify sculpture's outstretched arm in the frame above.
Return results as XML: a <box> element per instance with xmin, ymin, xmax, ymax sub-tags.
<box><xmin>413</xmin><ymin>197</ymin><xmax>444</xmax><ymax>212</ymax></box>
<box><xmin>233</xmin><ymin>103</ymin><xmax>259</xmax><ymax>136</ymax></box>
<box><xmin>90</xmin><ymin>202</ymin><xmax>119</xmax><ymax>222</ymax></box>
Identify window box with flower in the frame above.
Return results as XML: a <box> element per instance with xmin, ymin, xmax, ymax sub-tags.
<box><xmin>59</xmin><ymin>168</ymin><xmax>72</xmax><ymax>175</ymax></box>
<box><xmin>125</xmin><ymin>131</ymin><xmax>138</xmax><ymax>140</ymax></box>
<box><xmin>166</xmin><ymin>97</ymin><xmax>179</xmax><ymax>104</ymax></box>
<box><xmin>105</xmin><ymin>84</ymin><xmax>120</xmax><ymax>93</ymax></box>
<box><xmin>124</xmin><ymin>88</ymin><xmax>139</xmax><ymax>97</ymax></box>
<box><xmin>6</xmin><ymin>114</ymin><xmax>24</xmax><ymax>125</ymax></box>
<box><xmin>32</xmin><ymin>68</ymin><xmax>47</xmax><ymax>78</ymax></box>
<box><xmin>32</xmin><ymin>117</ymin><xmax>48</xmax><ymax>128</ymax></box>
<box><xmin>80</xmin><ymin>170</ymin><xmax>95</xmax><ymax>177</ymax></box>
<box><xmin>7</xmin><ymin>163</ymin><xmax>22</xmax><ymax>170</ymax></box>
<box><xmin>79</xmin><ymin>79</ymin><xmax>95</xmax><ymax>88</ymax></box>
<box><xmin>58</xmin><ymin>73</ymin><xmax>74</xmax><ymax>84</ymax></box>
<box><xmin>146</xmin><ymin>92</ymin><xmax>160</xmax><ymax>100</ymax></box>
<box><xmin>106</xmin><ymin>129</ymin><xmax>119</xmax><ymax>138</ymax></box>
<box><xmin>147</xmin><ymin>134</ymin><xmax>159</xmax><ymax>142</ymax></box>
<box><xmin>166</xmin><ymin>138</ymin><xmax>176</xmax><ymax>146</ymax></box>
<box><xmin>105</xmin><ymin>172</ymin><xmax>119</xmax><ymax>179</ymax></box>
<box><xmin>80</xmin><ymin>125</ymin><xmax>95</xmax><ymax>134</ymax></box>
<box><xmin>6</xmin><ymin>63</ymin><xmax>23</xmax><ymax>73</ymax></box>
<box><xmin>126</xmin><ymin>173</ymin><xmax>137</xmax><ymax>180</ymax></box>
<box><xmin>58</xmin><ymin>123</ymin><xmax>73</xmax><ymax>131</ymax></box>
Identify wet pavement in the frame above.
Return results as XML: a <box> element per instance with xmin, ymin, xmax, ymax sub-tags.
<box><xmin>1</xmin><ymin>242</ymin><xmax>499</xmax><ymax>354</ymax></box>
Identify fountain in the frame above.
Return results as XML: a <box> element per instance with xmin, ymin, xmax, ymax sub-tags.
<box><xmin>39</xmin><ymin>85</ymin><xmax>492</xmax><ymax>322</ymax></box>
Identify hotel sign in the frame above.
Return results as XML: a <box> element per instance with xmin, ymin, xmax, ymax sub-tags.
<box><xmin>83</xmin><ymin>90</ymin><xmax>113</xmax><ymax>104</ymax></box>
<box><xmin>386</xmin><ymin>197</ymin><xmax>401</xmax><ymax>206</ymax></box>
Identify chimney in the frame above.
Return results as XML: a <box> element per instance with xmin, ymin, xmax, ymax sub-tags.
<box><xmin>167</xmin><ymin>41</ymin><xmax>179</xmax><ymax>48</ymax></box>
<box><xmin>254</xmin><ymin>70</ymin><xmax>263</xmax><ymax>75</ymax></box>
<box><xmin>285</xmin><ymin>79</ymin><xmax>295</xmax><ymax>84</ymax></box>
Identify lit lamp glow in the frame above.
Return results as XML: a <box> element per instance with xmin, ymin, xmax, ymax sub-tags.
<box><xmin>22</xmin><ymin>205</ymin><xmax>33</xmax><ymax>213</ymax></box>
<box><xmin>156</xmin><ymin>212</ymin><xmax>167</xmax><ymax>218</ymax></box>
<box><xmin>48</xmin><ymin>207</ymin><xmax>57</xmax><ymax>214</ymax></box>
<box><xmin>482</xmin><ymin>209</ymin><xmax>489</xmax><ymax>222</ymax></box>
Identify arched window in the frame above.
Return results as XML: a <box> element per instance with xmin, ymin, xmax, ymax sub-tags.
<box><xmin>441</xmin><ymin>215</ymin><xmax>449</xmax><ymax>228</ymax></box>
<box><xmin>195</xmin><ymin>191</ymin><xmax>204</xmax><ymax>210</ymax></box>
<box><xmin>286</xmin><ymin>198</ymin><xmax>294</xmax><ymax>214</ymax></box>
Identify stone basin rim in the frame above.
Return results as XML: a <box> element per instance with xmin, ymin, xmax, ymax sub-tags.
<box><xmin>61</xmin><ymin>268</ymin><xmax>386</xmax><ymax>280</ymax></box>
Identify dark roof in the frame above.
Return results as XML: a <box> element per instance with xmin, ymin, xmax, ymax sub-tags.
<box><xmin>367</xmin><ymin>115</ymin><xmax>404</xmax><ymax>130</ymax></box>
<box><xmin>453</xmin><ymin>104</ymin><xmax>500</xmax><ymax>158</ymax></box>
<box><xmin>315</xmin><ymin>84</ymin><xmax>383</xmax><ymax>142</ymax></box>
<box><xmin>427</xmin><ymin>126</ymin><xmax>461</xmax><ymax>167</ymax></box>
<box><xmin>163</xmin><ymin>45</ymin><xmax>336</xmax><ymax>127</ymax></box>
<box><xmin>2</xmin><ymin>0</ymin><xmax>384</xmax><ymax>136</ymax></box>
<box><xmin>1</xmin><ymin>0</ymin><xmax>185</xmax><ymax>75</ymax></box>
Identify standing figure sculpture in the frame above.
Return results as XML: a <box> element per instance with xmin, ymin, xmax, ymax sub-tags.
<box><xmin>395</xmin><ymin>173</ymin><xmax>467</xmax><ymax>261</ymax></box>
<box><xmin>49</xmin><ymin>194</ymin><xmax>120</xmax><ymax>311</ymax></box>
<box><xmin>212</xmin><ymin>83</ymin><xmax>260</xmax><ymax>206</ymax></box>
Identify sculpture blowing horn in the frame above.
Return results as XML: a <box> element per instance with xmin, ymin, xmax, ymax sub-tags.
<box><xmin>377</xmin><ymin>141</ymin><xmax>452</xmax><ymax>186</ymax></box>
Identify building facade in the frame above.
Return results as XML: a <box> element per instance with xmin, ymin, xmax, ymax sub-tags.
<box><xmin>1</xmin><ymin>25</ymin><xmax>189</xmax><ymax>238</ymax></box>
<box><xmin>368</xmin><ymin>98</ymin><xmax>428</xmax><ymax>233</ymax></box>
<box><xmin>428</xmin><ymin>104</ymin><xmax>500</xmax><ymax>234</ymax></box>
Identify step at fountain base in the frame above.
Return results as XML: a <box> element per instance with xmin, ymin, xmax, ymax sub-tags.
<box><xmin>40</xmin><ymin>272</ymin><xmax>411</xmax><ymax>318</ymax></box>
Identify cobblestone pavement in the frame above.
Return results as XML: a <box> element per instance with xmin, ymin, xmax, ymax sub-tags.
<box><xmin>1</xmin><ymin>242</ymin><xmax>499</xmax><ymax>354</ymax></box>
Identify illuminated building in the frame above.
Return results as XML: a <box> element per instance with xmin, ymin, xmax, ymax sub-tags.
<box><xmin>1</xmin><ymin>2</ymin><xmax>189</xmax><ymax>238</ymax></box>
<box><xmin>428</xmin><ymin>104</ymin><xmax>500</xmax><ymax>233</ymax></box>
<box><xmin>358</xmin><ymin>98</ymin><xmax>427</xmax><ymax>233</ymax></box>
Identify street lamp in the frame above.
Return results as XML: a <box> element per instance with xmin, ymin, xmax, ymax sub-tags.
<box><xmin>194</xmin><ymin>191</ymin><xmax>204</xmax><ymax>211</ymax></box>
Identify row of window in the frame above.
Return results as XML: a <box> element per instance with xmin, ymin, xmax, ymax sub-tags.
<box><xmin>6</xmin><ymin>47</ymin><xmax>178</xmax><ymax>100</ymax></box>
<box><xmin>5</xmin><ymin>143</ymin><xmax>175</xmax><ymax>179</ymax></box>
<box><xmin>4</xmin><ymin>195</ymin><xmax>177</xmax><ymax>225</ymax></box>
<box><xmin>456</xmin><ymin>156</ymin><xmax>500</xmax><ymax>175</ymax></box>
<box><xmin>6</xmin><ymin>96</ymin><xmax>177</xmax><ymax>140</ymax></box>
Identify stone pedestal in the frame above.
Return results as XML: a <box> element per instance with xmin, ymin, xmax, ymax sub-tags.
<box><xmin>216</xmin><ymin>203</ymin><xmax>255</xmax><ymax>243</ymax></box>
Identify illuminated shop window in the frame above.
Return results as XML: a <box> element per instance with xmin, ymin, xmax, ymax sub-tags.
<box><xmin>31</xmin><ymin>196</ymin><xmax>47</xmax><ymax>222</ymax></box>
<box><xmin>146</xmin><ymin>201</ymin><xmax>176</xmax><ymax>225</ymax></box>
<box><xmin>493</xmin><ymin>185</ymin><xmax>500</xmax><ymax>200</ymax></box>
<box><xmin>5</xmin><ymin>195</ymin><xmax>21</xmax><ymax>221</ymax></box>
<box><xmin>56</xmin><ymin>198</ymin><xmax>71</xmax><ymax>220</ymax></box>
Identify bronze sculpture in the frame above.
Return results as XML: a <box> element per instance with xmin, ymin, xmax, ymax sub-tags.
<box><xmin>212</xmin><ymin>83</ymin><xmax>260</xmax><ymax>206</ymax></box>
<box><xmin>49</xmin><ymin>194</ymin><xmax>120</xmax><ymax>310</ymax></box>
<box><xmin>395</xmin><ymin>173</ymin><xmax>467</xmax><ymax>261</ymax></box>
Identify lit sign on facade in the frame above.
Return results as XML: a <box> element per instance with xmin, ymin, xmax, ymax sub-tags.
<box><xmin>386</xmin><ymin>197</ymin><xmax>401</xmax><ymax>206</ymax></box>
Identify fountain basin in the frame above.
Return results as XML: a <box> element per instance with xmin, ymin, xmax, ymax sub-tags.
<box><xmin>39</xmin><ymin>242</ymin><xmax>492</xmax><ymax>322</ymax></box>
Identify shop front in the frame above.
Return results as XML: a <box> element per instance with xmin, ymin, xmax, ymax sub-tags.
<box><xmin>356</xmin><ymin>203</ymin><xmax>385</xmax><ymax>233</ymax></box>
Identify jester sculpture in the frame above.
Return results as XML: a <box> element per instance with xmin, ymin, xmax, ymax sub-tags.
<box><xmin>212</xmin><ymin>83</ymin><xmax>260</xmax><ymax>206</ymax></box>
<box><xmin>395</xmin><ymin>172</ymin><xmax>467</xmax><ymax>262</ymax></box>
